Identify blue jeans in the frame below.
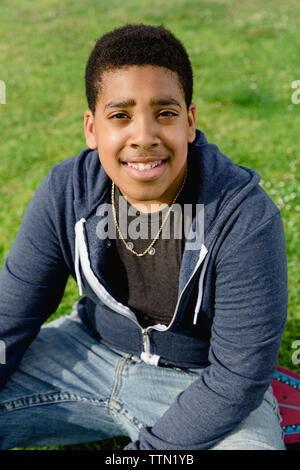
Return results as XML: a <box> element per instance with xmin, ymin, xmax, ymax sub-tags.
<box><xmin>0</xmin><ymin>304</ymin><xmax>286</xmax><ymax>450</ymax></box>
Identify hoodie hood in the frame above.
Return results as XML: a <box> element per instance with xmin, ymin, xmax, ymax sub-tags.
<box><xmin>191</xmin><ymin>129</ymin><xmax>260</xmax><ymax>244</ymax></box>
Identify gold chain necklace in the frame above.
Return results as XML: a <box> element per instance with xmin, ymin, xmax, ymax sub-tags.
<box><xmin>111</xmin><ymin>169</ymin><xmax>187</xmax><ymax>257</ymax></box>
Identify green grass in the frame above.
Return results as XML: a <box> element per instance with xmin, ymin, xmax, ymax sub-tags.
<box><xmin>0</xmin><ymin>0</ymin><xmax>299</xmax><ymax>450</ymax></box>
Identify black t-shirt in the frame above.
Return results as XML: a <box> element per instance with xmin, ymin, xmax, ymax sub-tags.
<box><xmin>103</xmin><ymin>173</ymin><xmax>194</xmax><ymax>328</ymax></box>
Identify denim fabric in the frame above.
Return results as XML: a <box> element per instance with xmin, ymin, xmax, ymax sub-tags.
<box><xmin>0</xmin><ymin>307</ymin><xmax>285</xmax><ymax>450</ymax></box>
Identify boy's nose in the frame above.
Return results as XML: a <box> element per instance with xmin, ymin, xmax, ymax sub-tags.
<box><xmin>129</xmin><ymin>117</ymin><xmax>160</xmax><ymax>149</ymax></box>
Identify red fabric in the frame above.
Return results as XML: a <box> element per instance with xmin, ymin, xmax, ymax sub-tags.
<box><xmin>272</xmin><ymin>365</ymin><xmax>300</xmax><ymax>445</ymax></box>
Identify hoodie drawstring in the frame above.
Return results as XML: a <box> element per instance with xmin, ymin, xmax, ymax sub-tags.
<box><xmin>193</xmin><ymin>245</ymin><xmax>209</xmax><ymax>325</ymax></box>
<box><xmin>75</xmin><ymin>218</ymin><xmax>86</xmax><ymax>297</ymax></box>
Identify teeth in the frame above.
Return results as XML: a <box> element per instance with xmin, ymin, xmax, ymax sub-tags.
<box><xmin>126</xmin><ymin>160</ymin><xmax>162</xmax><ymax>170</ymax></box>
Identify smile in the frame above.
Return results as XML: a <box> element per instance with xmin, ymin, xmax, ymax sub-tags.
<box><xmin>121</xmin><ymin>158</ymin><xmax>169</xmax><ymax>180</ymax></box>
<box><xmin>125</xmin><ymin>160</ymin><xmax>164</xmax><ymax>171</ymax></box>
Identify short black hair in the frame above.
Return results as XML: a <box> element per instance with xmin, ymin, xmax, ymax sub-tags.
<box><xmin>85</xmin><ymin>24</ymin><xmax>193</xmax><ymax>114</ymax></box>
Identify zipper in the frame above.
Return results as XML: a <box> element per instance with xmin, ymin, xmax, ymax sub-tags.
<box><xmin>114</xmin><ymin>243</ymin><xmax>207</xmax><ymax>363</ymax></box>
<box><xmin>75</xmin><ymin>218</ymin><xmax>208</xmax><ymax>365</ymax></box>
<box><xmin>155</xmin><ymin>244</ymin><xmax>208</xmax><ymax>333</ymax></box>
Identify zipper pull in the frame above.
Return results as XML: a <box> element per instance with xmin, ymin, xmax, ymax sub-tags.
<box><xmin>140</xmin><ymin>328</ymin><xmax>160</xmax><ymax>366</ymax></box>
<box><xmin>142</xmin><ymin>329</ymin><xmax>150</xmax><ymax>354</ymax></box>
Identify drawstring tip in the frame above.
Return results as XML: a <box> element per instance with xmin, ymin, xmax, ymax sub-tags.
<box><xmin>75</xmin><ymin>218</ymin><xmax>86</xmax><ymax>298</ymax></box>
<box><xmin>193</xmin><ymin>244</ymin><xmax>209</xmax><ymax>326</ymax></box>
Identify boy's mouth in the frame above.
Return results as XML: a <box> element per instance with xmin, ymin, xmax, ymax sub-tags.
<box><xmin>121</xmin><ymin>158</ymin><xmax>169</xmax><ymax>180</ymax></box>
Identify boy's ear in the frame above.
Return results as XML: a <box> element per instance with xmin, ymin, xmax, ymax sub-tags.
<box><xmin>187</xmin><ymin>102</ymin><xmax>197</xmax><ymax>143</ymax></box>
<box><xmin>84</xmin><ymin>109</ymin><xmax>97</xmax><ymax>149</ymax></box>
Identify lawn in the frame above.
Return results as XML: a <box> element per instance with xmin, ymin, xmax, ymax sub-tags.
<box><xmin>0</xmin><ymin>0</ymin><xmax>299</xmax><ymax>450</ymax></box>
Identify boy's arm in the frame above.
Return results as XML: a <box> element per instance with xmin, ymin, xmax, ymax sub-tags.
<box><xmin>124</xmin><ymin>210</ymin><xmax>288</xmax><ymax>450</ymax></box>
<box><xmin>0</xmin><ymin>173</ymin><xmax>69</xmax><ymax>389</ymax></box>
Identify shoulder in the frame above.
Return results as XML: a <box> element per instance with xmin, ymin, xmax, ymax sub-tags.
<box><xmin>214</xmin><ymin>184</ymin><xmax>284</xmax><ymax>268</ymax></box>
<box><xmin>236</xmin><ymin>182</ymin><xmax>280</xmax><ymax>223</ymax></box>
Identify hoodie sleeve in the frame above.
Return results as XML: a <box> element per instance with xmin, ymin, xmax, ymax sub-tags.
<box><xmin>124</xmin><ymin>210</ymin><xmax>288</xmax><ymax>450</ymax></box>
<box><xmin>0</xmin><ymin>173</ymin><xmax>69</xmax><ymax>389</ymax></box>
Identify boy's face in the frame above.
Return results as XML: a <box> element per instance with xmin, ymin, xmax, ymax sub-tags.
<box><xmin>84</xmin><ymin>65</ymin><xmax>196</xmax><ymax>211</ymax></box>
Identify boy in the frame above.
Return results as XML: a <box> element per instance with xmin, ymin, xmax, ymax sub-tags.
<box><xmin>0</xmin><ymin>24</ymin><xmax>287</xmax><ymax>450</ymax></box>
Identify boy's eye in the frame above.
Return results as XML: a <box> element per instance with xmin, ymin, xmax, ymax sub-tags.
<box><xmin>108</xmin><ymin>110</ymin><xmax>178</xmax><ymax>120</ymax></box>
<box><xmin>110</xmin><ymin>112</ymin><xmax>129</xmax><ymax>119</ymax></box>
<box><xmin>157</xmin><ymin>110</ymin><xmax>178</xmax><ymax>118</ymax></box>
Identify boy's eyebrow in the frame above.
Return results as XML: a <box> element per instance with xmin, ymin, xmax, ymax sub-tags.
<box><xmin>151</xmin><ymin>98</ymin><xmax>182</xmax><ymax>108</ymax></box>
<box><xmin>103</xmin><ymin>97</ymin><xmax>182</xmax><ymax>111</ymax></box>
<box><xmin>104</xmin><ymin>99</ymin><xmax>136</xmax><ymax>111</ymax></box>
